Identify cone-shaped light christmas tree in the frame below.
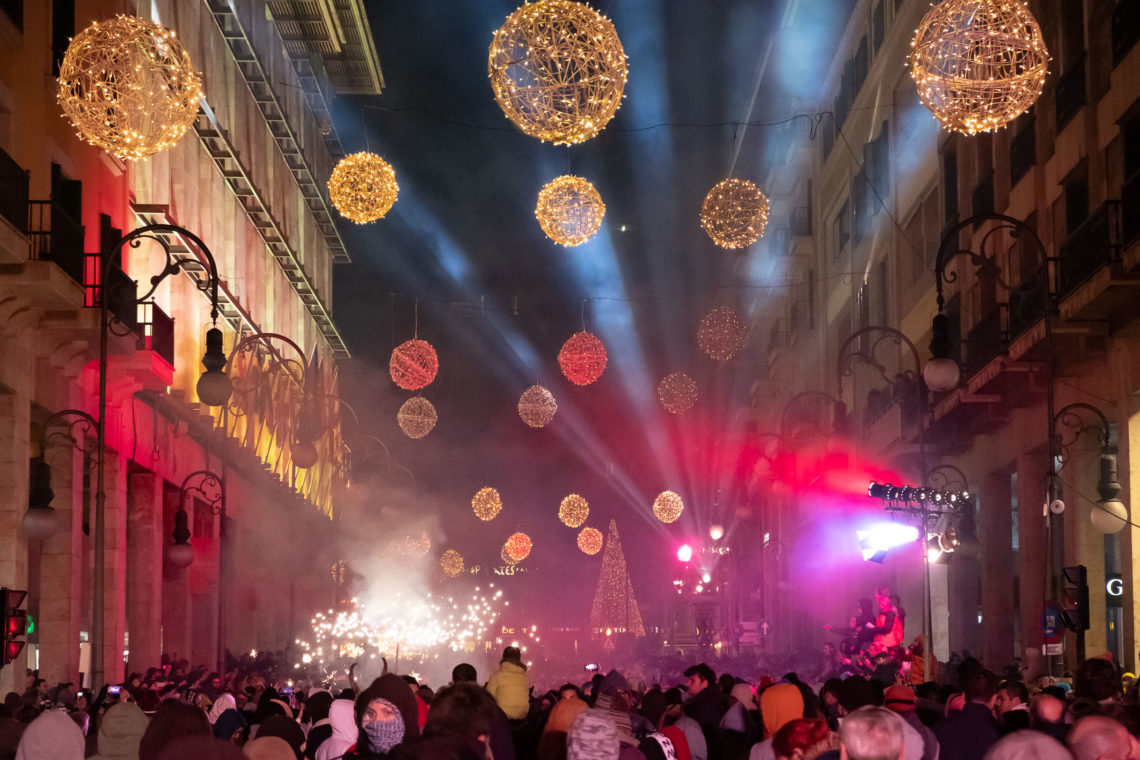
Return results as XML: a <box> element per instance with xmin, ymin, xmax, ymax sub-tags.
<box><xmin>588</xmin><ymin>519</ymin><xmax>646</xmax><ymax>638</ymax></box>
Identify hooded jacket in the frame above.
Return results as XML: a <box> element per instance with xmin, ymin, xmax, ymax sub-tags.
<box><xmin>92</xmin><ymin>702</ymin><xmax>150</xmax><ymax>760</ymax></box>
<box><xmin>316</xmin><ymin>700</ymin><xmax>358</xmax><ymax>760</ymax></box>
<box><xmin>487</xmin><ymin>661</ymin><xmax>530</xmax><ymax>720</ymax></box>
<box><xmin>16</xmin><ymin>710</ymin><xmax>86</xmax><ymax>760</ymax></box>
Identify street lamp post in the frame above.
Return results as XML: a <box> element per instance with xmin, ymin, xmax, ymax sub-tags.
<box><xmin>91</xmin><ymin>225</ymin><xmax>230</xmax><ymax>691</ymax></box>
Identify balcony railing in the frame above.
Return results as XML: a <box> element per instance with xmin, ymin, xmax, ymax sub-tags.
<box><xmin>1057</xmin><ymin>201</ymin><xmax>1123</xmax><ymax>299</ymax></box>
<box><xmin>1125</xmin><ymin>171</ymin><xmax>1140</xmax><ymax>248</ymax></box>
<box><xmin>0</xmin><ymin>147</ymin><xmax>28</xmax><ymax>233</ymax></box>
<box><xmin>28</xmin><ymin>200</ymin><xmax>84</xmax><ymax>286</ymax></box>
<box><xmin>1056</xmin><ymin>56</ymin><xmax>1087</xmax><ymax>132</ymax></box>
<box><xmin>137</xmin><ymin>301</ymin><xmax>174</xmax><ymax>367</ymax></box>
<box><xmin>1113</xmin><ymin>2</ymin><xmax>1140</xmax><ymax>68</ymax></box>
<box><xmin>84</xmin><ymin>251</ymin><xmax>137</xmax><ymax>328</ymax></box>
<box><xmin>964</xmin><ymin>307</ymin><xmax>1004</xmax><ymax>379</ymax></box>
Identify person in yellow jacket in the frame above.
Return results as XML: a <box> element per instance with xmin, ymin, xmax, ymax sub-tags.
<box><xmin>486</xmin><ymin>646</ymin><xmax>531</xmax><ymax>720</ymax></box>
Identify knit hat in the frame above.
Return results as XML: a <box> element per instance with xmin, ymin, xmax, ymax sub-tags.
<box><xmin>568</xmin><ymin>710</ymin><xmax>619</xmax><ymax>760</ymax></box>
<box><xmin>883</xmin><ymin>685</ymin><xmax>916</xmax><ymax>713</ymax></box>
<box><xmin>599</xmin><ymin>670</ymin><xmax>631</xmax><ymax>697</ymax></box>
<box><xmin>255</xmin><ymin>715</ymin><xmax>305</xmax><ymax>759</ymax></box>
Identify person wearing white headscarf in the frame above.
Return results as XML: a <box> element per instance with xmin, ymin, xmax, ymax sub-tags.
<box><xmin>210</xmin><ymin>693</ymin><xmax>238</xmax><ymax>725</ymax></box>
<box><xmin>316</xmin><ymin>700</ymin><xmax>358</xmax><ymax>760</ymax></box>
<box><xmin>16</xmin><ymin>710</ymin><xmax>85</xmax><ymax>760</ymax></box>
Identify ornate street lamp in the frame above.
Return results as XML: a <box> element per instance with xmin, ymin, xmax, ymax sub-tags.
<box><xmin>1053</xmin><ymin>403</ymin><xmax>1128</xmax><ymax>534</ymax></box>
<box><xmin>23</xmin><ymin>410</ymin><xmax>99</xmax><ymax>541</ymax></box>
<box><xmin>168</xmin><ymin>469</ymin><xmax>225</xmax><ymax>568</ymax></box>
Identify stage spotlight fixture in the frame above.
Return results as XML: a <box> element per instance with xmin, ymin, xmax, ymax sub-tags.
<box><xmin>676</xmin><ymin>544</ymin><xmax>693</xmax><ymax>563</ymax></box>
<box><xmin>868</xmin><ymin>482</ymin><xmax>891</xmax><ymax>499</ymax></box>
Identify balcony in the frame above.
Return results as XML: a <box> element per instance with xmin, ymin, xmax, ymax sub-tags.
<box><xmin>1055</xmin><ymin>57</ymin><xmax>1086</xmax><ymax>132</ymax></box>
<box><xmin>84</xmin><ymin>251</ymin><xmax>137</xmax><ymax>328</ymax></box>
<box><xmin>964</xmin><ymin>307</ymin><xmax>1003</xmax><ymax>380</ymax></box>
<box><xmin>1114</xmin><ymin>2</ymin><xmax>1140</xmax><ymax>68</ymax></box>
<box><xmin>28</xmin><ymin>200</ymin><xmax>84</xmax><ymax>287</ymax></box>
<box><xmin>137</xmin><ymin>302</ymin><xmax>175</xmax><ymax>368</ymax></box>
<box><xmin>1057</xmin><ymin>202</ymin><xmax>1122</xmax><ymax>300</ymax></box>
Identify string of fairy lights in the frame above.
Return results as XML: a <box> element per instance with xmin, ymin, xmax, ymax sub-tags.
<box><xmin>54</xmin><ymin>1</ymin><xmax>1052</xmax><ymax>583</ymax></box>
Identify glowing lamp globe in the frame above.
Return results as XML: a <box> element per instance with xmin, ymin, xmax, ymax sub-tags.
<box><xmin>196</xmin><ymin>369</ymin><xmax>233</xmax><ymax>408</ymax></box>
<box><xmin>700</xmin><ymin>179</ymin><xmax>770</xmax><ymax>249</ymax></box>
<box><xmin>22</xmin><ymin>506</ymin><xmax>58</xmax><ymax>542</ymax></box>
<box><xmin>923</xmin><ymin>357</ymin><xmax>961</xmax><ymax>393</ymax></box>
<box><xmin>577</xmin><ymin>526</ymin><xmax>603</xmax><ymax>555</ymax></box>
<box><xmin>698</xmin><ymin>307</ymin><xmax>747</xmax><ymax>361</ymax></box>
<box><xmin>472</xmin><ymin>487</ymin><xmax>503</xmax><ymax>521</ymax></box>
<box><xmin>536</xmin><ymin>176</ymin><xmax>606</xmax><ymax>246</ymax></box>
<box><xmin>657</xmin><ymin>372</ymin><xmax>698</xmax><ymax>414</ymax></box>
<box><xmin>709</xmin><ymin>524</ymin><xmax>724</xmax><ymax>541</ymax></box>
<box><xmin>440</xmin><ymin>549</ymin><xmax>465</xmax><ymax>577</ymax></box>
<box><xmin>505</xmin><ymin>532</ymin><xmax>533</xmax><ymax>561</ymax></box>
<box><xmin>909</xmin><ymin>0</ymin><xmax>1049</xmax><ymax>134</ymax></box>
<box><xmin>488</xmin><ymin>0</ymin><xmax>628</xmax><ymax>145</ymax></box>
<box><xmin>328</xmin><ymin>152</ymin><xmax>399</xmax><ymax>223</ymax></box>
<box><xmin>397</xmin><ymin>397</ymin><xmax>437</xmax><ymax>439</ymax></box>
<box><xmin>57</xmin><ymin>16</ymin><xmax>203</xmax><ymax>161</ymax></box>
<box><xmin>558</xmin><ymin>331</ymin><xmax>608</xmax><ymax>385</ymax></box>
<box><xmin>559</xmin><ymin>494</ymin><xmax>590</xmax><ymax>528</ymax></box>
<box><xmin>518</xmin><ymin>385</ymin><xmax>558</xmax><ymax>428</ymax></box>
<box><xmin>292</xmin><ymin>441</ymin><xmax>319</xmax><ymax>469</ymax></box>
<box><xmin>390</xmin><ymin>339</ymin><xmax>439</xmax><ymax>390</ymax></box>
<box><xmin>166</xmin><ymin>541</ymin><xmax>194</xmax><ymax>568</ymax></box>
<box><xmin>653</xmin><ymin>490</ymin><xmax>684</xmax><ymax>524</ymax></box>
<box><xmin>1091</xmin><ymin>500</ymin><xmax>1128</xmax><ymax>534</ymax></box>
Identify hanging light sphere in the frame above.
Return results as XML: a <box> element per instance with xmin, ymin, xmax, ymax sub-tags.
<box><xmin>698</xmin><ymin>306</ymin><xmax>747</xmax><ymax>361</ymax></box>
<box><xmin>57</xmin><ymin>15</ymin><xmax>203</xmax><ymax>161</ymax></box>
<box><xmin>472</xmin><ymin>487</ymin><xmax>503</xmax><ymax>521</ymax></box>
<box><xmin>328</xmin><ymin>152</ymin><xmax>399</xmax><ymax>223</ymax></box>
<box><xmin>22</xmin><ymin>507</ymin><xmax>59</xmax><ymax>542</ymax></box>
<box><xmin>518</xmin><ymin>385</ymin><xmax>558</xmax><ymax>428</ymax></box>
<box><xmin>1091</xmin><ymin>500</ymin><xmax>1128</xmax><ymax>534</ymax></box>
<box><xmin>653</xmin><ymin>490</ymin><xmax>685</xmax><ymax>524</ymax></box>
<box><xmin>709</xmin><ymin>524</ymin><xmax>725</xmax><ymax>541</ymax></box>
<box><xmin>166</xmin><ymin>541</ymin><xmax>194</xmax><ymax>569</ymax></box>
<box><xmin>488</xmin><ymin>0</ymin><xmax>628</xmax><ymax>145</ymax></box>
<box><xmin>700</xmin><ymin>179</ymin><xmax>770</xmax><ymax>249</ymax></box>
<box><xmin>577</xmin><ymin>526</ymin><xmax>603</xmax><ymax>555</ymax></box>
<box><xmin>657</xmin><ymin>372</ymin><xmax>699</xmax><ymax>414</ymax></box>
<box><xmin>535</xmin><ymin>175</ymin><xmax>606</xmax><ymax>246</ymax></box>
<box><xmin>909</xmin><ymin>0</ymin><xmax>1049</xmax><ymax>135</ymax></box>
<box><xmin>390</xmin><ymin>339</ymin><xmax>439</xmax><ymax>391</ymax></box>
<box><xmin>559</xmin><ymin>494</ymin><xmax>590</xmax><ymax>528</ymax></box>
<box><xmin>440</xmin><ymin>549</ymin><xmax>465</xmax><ymax>577</ymax></box>
<box><xmin>397</xmin><ymin>397</ymin><xmax>437</xmax><ymax>439</ymax></box>
<box><xmin>505</xmin><ymin>532</ymin><xmax>533</xmax><ymax>562</ymax></box>
<box><xmin>501</xmin><ymin>546</ymin><xmax>519</xmax><ymax>567</ymax></box>
<box><xmin>558</xmin><ymin>331</ymin><xmax>608</xmax><ymax>385</ymax></box>
<box><xmin>292</xmin><ymin>441</ymin><xmax>319</xmax><ymax>469</ymax></box>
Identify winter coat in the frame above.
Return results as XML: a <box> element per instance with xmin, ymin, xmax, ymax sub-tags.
<box><xmin>91</xmin><ymin>703</ymin><xmax>150</xmax><ymax>760</ymax></box>
<box><xmin>487</xmin><ymin>661</ymin><xmax>531</xmax><ymax>720</ymax></box>
<box><xmin>317</xmin><ymin>700</ymin><xmax>359</xmax><ymax>760</ymax></box>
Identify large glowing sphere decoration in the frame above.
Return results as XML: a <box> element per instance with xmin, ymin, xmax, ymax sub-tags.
<box><xmin>536</xmin><ymin>175</ymin><xmax>606</xmax><ymax>246</ymax></box>
<box><xmin>488</xmin><ymin>0</ymin><xmax>628</xmax><ymax>145</ymax></box>
<box><xmin>57</xmin><ymin>16</ymin><xmax>203</xmax><ymax>161</ymax></box>
<box><xmin>397</xmin><ymin>397</ymin><xmax>437</xmax><ymax>439</ymax></box>
<box><xmin>328</xmin><ymin>152</ymin><xmax>399</xmax><ymax>223</ymax></box>
<box><xmin>909</xmin><ymin>0</ymin><xmax>1049</xmax><ymax>134</ymax></box>
<box><xmin>698</xmin><ymin>307</ymin><xmax>747</xmax><ymax>361</ymax></box>
<box><xmin>699</xmin><ymin>179</ymin><xmax>770</xmax><ymax>249</ymax></box>
<box><xmin>505</xmin><ymin>532</ymin><xmax>533</xmax><ymax>562</ymax></box>
<box><xmin>653</xmin><ymin>490</ymin><xmax>684</xmax><ymax>524</ymax></box>
<box><xmin>440</xmin><ymin>549</ymin><xmax>465</xmax><ymax>577</ymax></box>
<box><xmin>558</xmin><ymin>331</ymin><xmax>608</xmax><ymax>385</ymax></box>
<box><xmin>518</xmin><ymin>385</ymin><xmax>558</xmax><ymax>428</ymax></box>
<box><xmin>390</xmin><ymin>339</ymin><xmax>439</xmax><ymax>390</ymax></box>
<box><xmin>559</xmin><ymin>494</ymin><xmax>590</xmax><ymax>528</ymax></box>
<box><xmin>501</xmin><ymin>546</ymin><xmax>519</xmax><ymax>566</ymax></box>
<box><xmin>578</xmin><ymin>526</ymin><xmax>603</xmax><ymax>555</ymax></box>
<box><xmin>657</xmin><ymin>372</ymin><xmax>698</xmax><ymax>414</ymax></box>
<box><xmin>472</xmin><ymin>487</ymin><xmax>503</xmax><ymax>522</ymax></box>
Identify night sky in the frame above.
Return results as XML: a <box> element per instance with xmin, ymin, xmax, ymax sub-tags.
<box><xmin>329</xmin><ymin>1</ymin><xmax>856</xmax><ymax>624</ymax></box>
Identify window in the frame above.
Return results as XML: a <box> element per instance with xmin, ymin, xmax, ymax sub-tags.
<box><xmin>834</xmin><ymin>199</ymin><xmax>851</xmax><ymax>259</ymax></box>
<box><xmin>1064</xmin><ymin>169</ymin><xmax>1089</xmax><ymax>235</ymax></box>
<box><xmin>872</xmin><ymin>2</ymin><xmax>885</xmax><ymax>55</ymax></box>
<box><xmin>0</xmin><ymin>0</ymin><xmax>23</xmax><ymax>31</ymax></box>
<box><xmin>52</xmin><ymin>1</ymin><xmax>75</xmax><ymax>76</ymax></box>
<box><xmin>1009</xmin><ymin>114</ymin><xmax>1036</xmax><ymax>187</ymax></box>
<box><xmin>904</xmin><ymin>190</ymin><xmax>940</xmax><ymax>286</ymax></box>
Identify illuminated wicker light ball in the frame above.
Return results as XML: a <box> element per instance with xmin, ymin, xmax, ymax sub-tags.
<box><xmin>505</xmin><ymin>532</ymin><xmax>534</xmax><ymax>562</ymax></box>
<box><xmin>57</xmin><ymin>15</ymin><xmax>203</xmax><ymax>161</ymax></box>
<box><xmin>440</xmin><ymin>549</ymin><xmax>465</xmax><ymax>577</ymax></box>
<box><xmin>472</xmin><ymin>487</ymin><xmax>503</xmax><ymax>521</ymax></box>
<box><xmin>657</xmin><ymin>372</ymin><xmax>699</xmax><ymax>414</ymax></box>
<box><xmin>501</xmin><ymin>546</ymin><xmax>519</xmax><ymax>566</ymax></box>
<box><xmin>536</xmin><ymin>175</ymin><xmax>606</xmax><ymax>246</ymax></box>
<box><xmin>698</xmin><ymin>307</ymin><xmax>747</xmax><ymax>361</ymax></box>
<box><xmin>909</xmin><ymin>0</ymin><xmax>1049</xmax><ymax>134</ymax></box>
<box><xmin>518</xmin><ymin>385</ymin><xmax>558</xmax><ymax>428</ymax></box>
<box><xmin>558</xmin><ymin>331</ymin><xmax>608</xmax><ymax>385</ymax></box>
<box><xmin>578</xmin><ymin>526</ymin><xmax>604</xmax><ymax>555</ymax></box>
<box><xmin>397</xmin><ymin>397</ymin><xmax>437</xmax><ymax>439</ymax></box>
<box><xmin>488</xmin><ymin>0</ymin><xmax>628</xmax><ymax>145</ymax></box>
<box><xmin>328</xmin><ymin>152</ymin><xmax>399</xmax><ymax>223</ymax></box>
<box><xmin>559</xmin><ymin>494</ymin><xmax>590</xmax><ymax>528</ymax></box>
<box><xmin>700</xmin><ymin>179</ymin><xmax>770</xmax><ymax>249</ymax></box>
<box><xmin>390</xmin><ymin>339</ymin><xmax>439</xmax><ymax>390</ymax></box>
<box><xmin>652</xmin><ymin>490</ymin><xmax>685</xmax><ymax>524</ymax></box>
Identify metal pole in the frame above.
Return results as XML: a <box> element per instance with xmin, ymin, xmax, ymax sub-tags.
<box><xmin>92</xmin><ymin>296</ymin><xmax>110</xmax><ymax>691</ymax></box>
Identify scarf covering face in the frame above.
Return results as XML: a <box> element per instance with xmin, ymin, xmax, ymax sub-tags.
<box><xmin>760</xmin><ymin>683</ymin><xmax>804</xmax><ymax>738</ymax></box>
<box><xmin>362</xmin><ymin>699</ymin><xmax>405</xmax><ymax>755</ymax></box>
<box><xmin>567</xmin><ymin>710</ymin><xmax>619</xmax><ymax>760</ymax></box>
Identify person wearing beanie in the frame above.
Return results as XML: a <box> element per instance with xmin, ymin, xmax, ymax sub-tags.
<box><xmin>214</xmin><ymin>709</ymin><xmax>249</xmax><ymax>744</ymax></box>
<box><xmin>345</xmin><ymin>697</ymin><xmax>405</xmax><ymax>759</ymax></box>
<box><xmin>257</xmin><ymin>715</ymin><xmax>306</xmax><ymax>759</ymax></box>
<box><xmin>16</xmin><ymin>709</ymin><xmax>86</xmax><ymax>760</ymax></box>
<box><xmin>304</xmin><ymin>692</ymin><xmax>335</xmax><ymax>760</ymax></box>
<box><xmin>594</xmin><ymin>670</ymin><xmax>647</xmax><ymax>746</ymax></box>
<box><xmin>487</xmin><ymin>647</ymin><xmax>531</xmax><ymax>721</ymax></box>
<box><xmin>882</xmin><ymin>685</ymin><xmax>937</xmax><ymax>760</ymax></box>
<box><xmin>91</xmin><ymin>702</ymin><xmax>151</xmax><ymax>760</ymax></box>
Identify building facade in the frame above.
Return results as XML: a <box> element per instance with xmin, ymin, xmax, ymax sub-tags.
<box><xmin>0</xmin><ymin>0</ymin><xmax>380</xmax><ymax>693</ymax></box>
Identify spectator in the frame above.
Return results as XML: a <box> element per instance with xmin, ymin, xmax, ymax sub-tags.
<box><xmin>933</xmin><ymin>670</ymin><xmax>1001</xmax><ymax>760</ymax></box>
<box><xmin>304</xmin><ymin>692</ymin><xmax>335</xmax><ymax>760</ymax></box>
<box><xmin>1067</xmin><ymin>715</ymin><xmax>1132</xmax><ymax>760</ymax></box>
<box><xmin>1030</xmin><ymin>692</ymin><xmax>1069</xmax><ymax>744</ymax></box>
<box><xmin>316</xmin><ymin>700</ymin><xmax>357</xmax><ymax>760</ymax></box>
<box><xmin>682</xmin><ymin>663</ymin><xmax>726</xmax><ymax>751</ymax></box>
<box><xmin>91</xmin><ymin>702</ymin><xmax>150</xmax><ymax>760</ymax></box>
<box><xmin>750</xmin><ymin>684</ymin><xmax>805</xmax><ymax>760</ymax></box>
<box><xmin>256</xmin><ymin>715</ymin><xmax>305</xmax><ymax>759</ymax></box>
<box><xmin>15</xmin><ymin>710</ymin><xmax>85</xmax><ymax>760</ymax></box>
<box><xmin>245</xmin><ymin>736</ymin><xmax>299</xmax><ymax>760</ymax></box>
<box><xmin>839</xmin><ymin>707</ymin><xmax>906</xmax><ymax>760</ymax></box>
<box><xmin>772</xmin><ymin>718</ymin><xmax>836</xmax><ymax>760</ymax></box>
<box><xmin>487</xmin><ymin>647</ymin><xmax>531</xmax><ymax>722</ymax></box>
<box><xmin>451</xmin><ymin>664</ymin><xmax>513</xmax><ymax>760</ymax></box>
<box><xmin>995</xmin><ymin>681</ymin><xmax>1031</xmax><ymax>734</ymax></box>
<box><xmin>1072</xmin><ymin>659</ymin><xmax>1120</xmax><ymax>719</ymax></box>
<box><xmin>882</xmin><ymin>685</ymin><xmax>938</xmax><ymax>760</ymax></box>
<box><xmin>139</xmin><ymin>702</ymin><xmax>212</xmax><ymax>760</ymax></box>
<box><xmin>983</xmin><ymin>730</ymin><xmax>1072</xmax><ymax>760</ymax></box>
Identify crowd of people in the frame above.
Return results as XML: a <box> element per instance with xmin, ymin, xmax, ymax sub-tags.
<box><xmin>2</xmin><ymin>646</ymin><xmax>1139</xmax><ymax>760</ymax></box>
